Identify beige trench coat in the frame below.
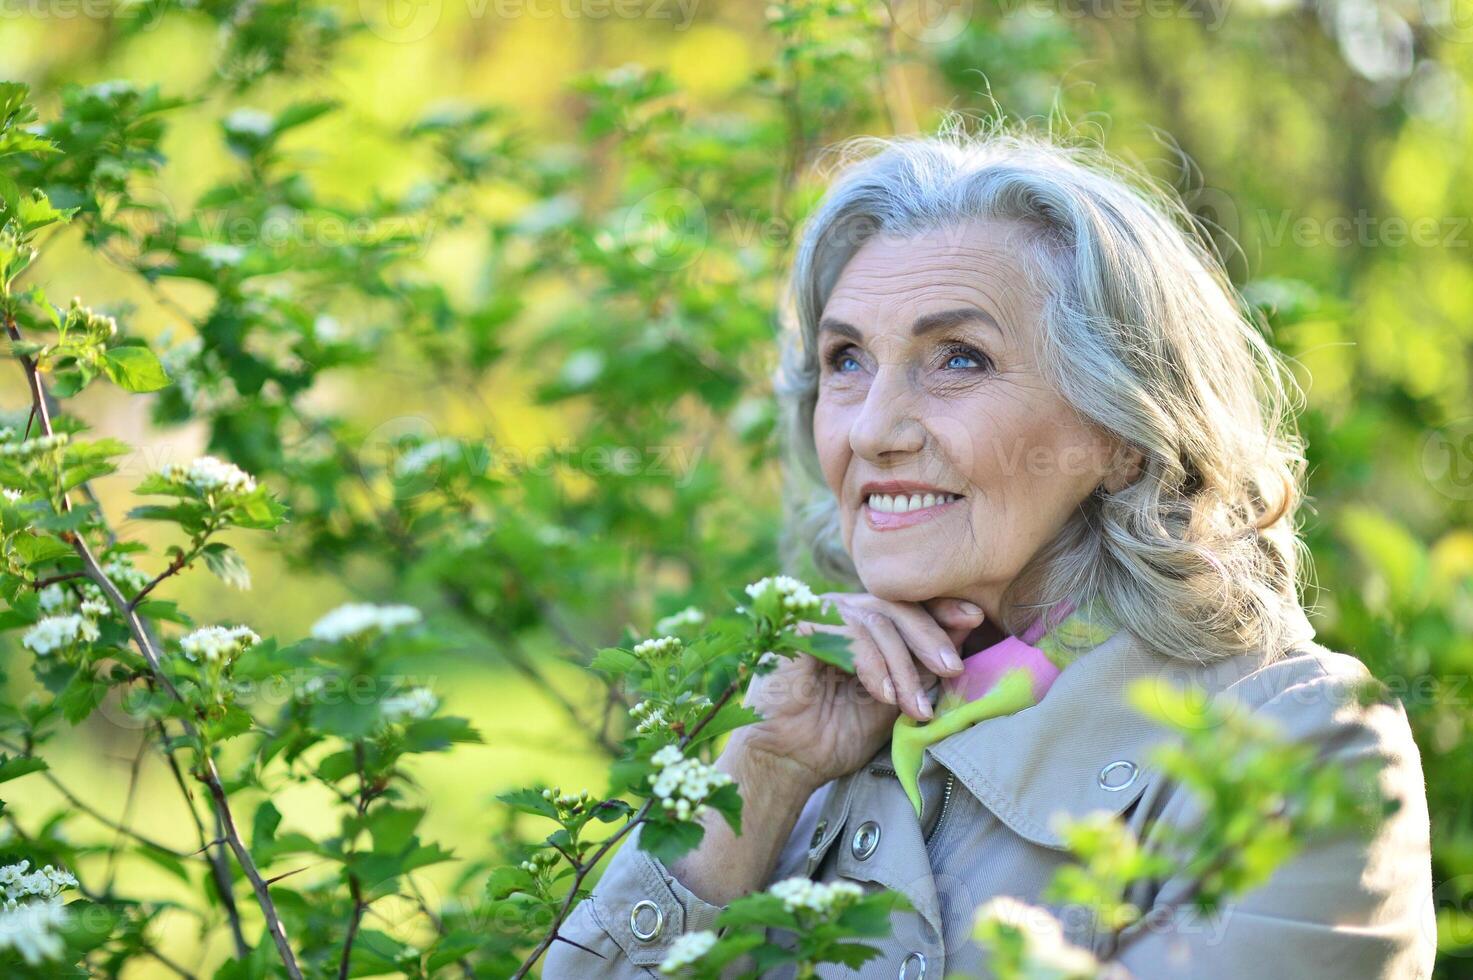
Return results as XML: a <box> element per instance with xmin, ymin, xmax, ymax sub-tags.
<box><xmin>544</xmin><ymin>606</ymin><xmax>1435</xmax><ymax>979</ymax></box>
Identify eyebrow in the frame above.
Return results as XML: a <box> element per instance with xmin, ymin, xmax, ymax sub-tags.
<box><xmin>817</xmin><ymin>306</ymin><xmax>1004</xmax><ymax>342</ymax></box>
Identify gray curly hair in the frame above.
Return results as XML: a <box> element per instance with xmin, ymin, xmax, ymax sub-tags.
<box><xmin>773</xmin><ymin>114</ymin><xmax>1313</xmax><ymax>665</ymax></box>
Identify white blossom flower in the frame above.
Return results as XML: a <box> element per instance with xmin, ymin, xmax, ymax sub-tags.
<box><xmin>0</xmin><ymin>433</ymin><xmax>68</xmax><ymax>458</ymax></box>
<box><xmin>0</xmin><ymin>862</ymin><xmax>77</xmax><ymax>903</ymax></box>
<box><xmin>310</xmin><ymin>602</ymin><xmax>422</xmax><ymax>643</ymax></box>
<box><xmin>744</xmin><ymin>575</ymin><xmax>822</xmax><ymax>616</ymax></box>
<box><xmin>380</xmin><ymin>687</ymin><xmax>438</xmax><ymax>723</ymax></box>
<box><xmin>630</xmin><ymin>700</ymin><xmax>669</xmax><ymax>735</ymax></box>
<box><xmin>37</xmin><ymin>584</ymin><xmax>68</xmax><ymax>613</ymax></box>
<box><xmin>659</xmin><ymin>930</ymin><xmax>718</xmax><ymax>974</ymax></box>
<box><xmin>0</xmin><ymin>895</ymin><xmax>68</xmax><ymax>965</ymax></box>
<box><xmin>102</xmin><ymin>559</ymin><xmax>151</xmax><ymax>595</ymax></box>
<box><xmin>647</xmin><ymin>745</ymin><xmax>732</xmax><ymax>821</ymax></box>
<box><xmin>633</xmin><ymin>635</ymin><xmax>682</xmax><ymax>661</ymax></box>
<box><xmin>179</xmin><ymin>625</ymin><xmax>260</xmax><ymax>664</ymax></box>
<box><xmin>767</xmin><ymin>876</ymin><xmax>864</xmax><ymax>915</ymax></box>
<box><xmin>973</xmin><ymin>896</ymin><xmax>1100</xmax><ymax>975</ymax></box>
<box><xmin>653</xmin><ymin>606</ymin><xmax>704</xmax><ymax>635</ymax></box>
<box><xmin>2</xmin><ymin>488</ymin><xmax>21</xmax><ymax>502</ymax></box>
<box><xmin>200</xmin><ymin>243</ymin><xmax>246</xmax><ymax>268</ymax></box>
<box><xmin>0</xmin><ymin>861</ymin><xmax>77</xmax><ymax>966</ymax></box>
<box><xmin>541</xmin><ymin>787</ymin><xmax>591</xmax><ymax>809</ymax></box>
<box><xmin>224</xmin><ymin>107</ymin><xmax>274</xmax><ymax>136</ymax></box>
<box><xmin>533</xmin><ymin>524</ymin><xmax>575</xmax><ymax>547</ymax></box>
<box><xmin>79</xmin><ymin>599</ymin><xmax>110</xmax><ymax>620</ymax></box>
<box><xmin>313</xmin><ymin>314</ymin><xmax>343</xmax><ymax>341</ymax></box>
<box><xmin>88</xmin><ymin>79</ymin><xmax>133</xmax><ymax>100</ymax></box>
<box><xmin>21</xmin><ymin>615</ymin><xmax>99</xmax><ymax>656</ymax></box>
<box><xmin>393</xmin><ymin>439</ymin><xmax>458</xmax><ymax>479</ymax></box>
<box><xmin>159</xmin><ymin>455</ymin><xmax>256</xmax><ymax>495</ymax></box>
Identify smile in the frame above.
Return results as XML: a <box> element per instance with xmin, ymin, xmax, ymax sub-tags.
<box><xmin>862</xmin><ymin>491</ymin><xmax>965</xmax><ymax>531</ymax></box>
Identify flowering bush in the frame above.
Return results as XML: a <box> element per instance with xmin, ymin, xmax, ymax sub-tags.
<box><xmin>0</xmin><ymin>3</ymin><xmax>1454</xmax><ymax>977</ymax></box>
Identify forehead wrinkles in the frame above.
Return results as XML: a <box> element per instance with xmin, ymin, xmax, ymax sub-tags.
<box><xmin>824</xmin><ymin>237</ymin><xmax>1041</xmax><ymax>339</ymax></box>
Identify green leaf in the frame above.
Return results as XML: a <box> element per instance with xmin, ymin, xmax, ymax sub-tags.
<box><xmin>101</xmin><ymin>345</ymin><xmax>171</xmax><ymax>392</ymax></box>
<box><xmin>589</xmin><ymin>646</ymin><xmax>640</xmax><ymax>676</ymax></box>
<box><xmin>201</xmin><ymin>542</ymin><xmax>251</xmax><ymax>590</ymax></box>
<box><xmin>401</xmin><ymin>715</ymin><xmax>481</xmax><ymax>751</ymax></box>
<box><xmin>496</xmin><ymin>787</ymin><xmax>558</xmax><ymax>819</ymax></box>
<box><xmin>792</xmin><ymin>630</ymin><xmax>854</xmax><ymax>671</ymax></box>
<box><xmin>368</xmin><ymin>805</ymin><xmax>425</xmax><ymax>854</ymax></box>
<box><xmin>13</xmin><ymin>534</ymin><xmax>77</xmax><ymax>564</ymax></box>
<box><xmin>57</xmin><ymin>667</ymin><xmax>103</xmax><ymax>723</ymax></box>
<box><xmin>253</xmin><ymin>801</ymin><xmax>282</xmax><ymax>848</ymax></box>
<box><xmin>637</xmin><ymin>819</ymin><xmax>704</xmax><ymax>864</ymax></box>
<box><xmin>0</xmin><ymin>754</ymin><xmax>47</xmax><ymax>784</ymax></box>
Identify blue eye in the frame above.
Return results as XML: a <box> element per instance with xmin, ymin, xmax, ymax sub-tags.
<box><xmin>940</xmin><ymin>342</ymin><xmax>991</xmax><ymax>372</ymax></box>
<box><xmin>825</xmin><ymin>345</ymin><xmax>862</xmax><ymax>373</ymax></box>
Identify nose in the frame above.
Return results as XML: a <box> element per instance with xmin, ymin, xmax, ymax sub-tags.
<box><xmin>849</xmin><ymin>365</ymin><xmax>926</xmax><ymax>463</ymax></box>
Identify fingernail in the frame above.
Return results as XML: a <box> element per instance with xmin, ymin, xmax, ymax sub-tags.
<box><xmin>915</xmin><ymin>692</ymin><xmax>932</xmax><ymax>720</ymax></box>
<box><xmin>939</xmin><ymin>648</ymin><xmax>963</xmax><ymax>672</ymax></box>
<box><xmin>882</xmin><ymin>677</ymin><xmax>896</xmax><ymax>704</ymax></box>
<box><xmin>959</xmin><ymin>601</ymin><xmax>984</xmax><ymax>616</ymax></box>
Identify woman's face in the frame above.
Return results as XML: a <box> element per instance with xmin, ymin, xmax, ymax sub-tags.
<box><xmin>812</xmin><ymin>219</ymin><xmax>1133</xmax><ymax>618</ymax></box>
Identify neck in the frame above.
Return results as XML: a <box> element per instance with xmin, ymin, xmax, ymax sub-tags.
<box><xmin>960</xmin><ymin>618</ymin><xmax>1009</xmax><ymax>656</ymax></box>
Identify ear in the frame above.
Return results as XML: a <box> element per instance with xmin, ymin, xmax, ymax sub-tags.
<box><xmin>1102</xmin><ymin>443</ymin><xmax>1144</xmax><ymax>494</ymax></box>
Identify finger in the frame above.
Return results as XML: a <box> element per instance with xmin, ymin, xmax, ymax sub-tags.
<box><xmin>881</xmin><ymin>601</ymin><xmax>967</xmax><ymax>677</ymax></box>
<box><xmin>844</xmin><ymin>625</ymin><xmax>897</xmax><ymax>709</ymax></box>
<box><xmin>922</xmin><ymin>597</ymin><xmax>987</xmax><ymax>650</ymax></box>
<box><xmin>864</xmin><ymin>611</ymin><xmax>933</xmax><ymax>722</ymax></box>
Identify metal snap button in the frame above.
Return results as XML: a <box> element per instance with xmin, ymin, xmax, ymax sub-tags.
<box><xmin>899</xmin><ymin>950</ymin><xmax>927</xmax><ymax>979</ymax></box>
<box><xmin>810</xmin><ymin>818</ymin><xmax>828</xmax><ymax>849</ymax></box>
<box><xmin>851</xmin><ymin>820</ymin><xmax>881</xmax><ymax>860</ymax></box>
<box><xmin>629</xmin><ymin>899</ymin><xmax>663</xmax><ymax>941</ymax></box>
<box><xmin>1098</xmin><ymin>760</ymin><xmax>1139</xmax><ymax>792</ymax></box>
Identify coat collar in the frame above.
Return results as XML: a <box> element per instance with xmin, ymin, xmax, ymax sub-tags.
<box><xmin>928</xmin><ymin>602</ymin><xmax>1318</xmax><ymax>849</ymax></box>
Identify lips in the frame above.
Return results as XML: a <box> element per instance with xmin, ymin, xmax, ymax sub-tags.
<box><xmin>858</xmin><ymin>481</ymin><xmax>966</xmax><ymax>531</ymax></box>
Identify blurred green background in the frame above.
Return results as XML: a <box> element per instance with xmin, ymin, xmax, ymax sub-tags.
<box><xmin>3</xmin><ymin>0</ymin><xmax>1472</xmax><ymax>974</ymax></box>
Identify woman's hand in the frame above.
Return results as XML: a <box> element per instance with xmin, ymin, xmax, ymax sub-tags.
<box><xmin>731</xmin><ymin>593</ymin><xmax>986</xmax><ymax>791</ymax></box>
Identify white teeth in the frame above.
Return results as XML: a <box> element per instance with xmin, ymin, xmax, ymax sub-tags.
<box><xmin>867</xmin><ymin>492</ymin><xmax>960</xmax><ymax>514</ymax></box>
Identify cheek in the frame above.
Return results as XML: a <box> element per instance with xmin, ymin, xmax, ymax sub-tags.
<box><xmin>811</xmin><ymin>404</ymin><xmax>848</xmax><ymax>493</ymax></box>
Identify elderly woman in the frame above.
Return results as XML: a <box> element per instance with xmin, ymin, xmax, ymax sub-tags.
<box><xmin>544</xmin><ymin>125</ymin><xmax>1434</xmax><ymax>978</ymax></box>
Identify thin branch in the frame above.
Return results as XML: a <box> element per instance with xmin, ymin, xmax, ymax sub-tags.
<box><xmin>31</xmin><ymin>570</ymin><xmax>88</xmax><ymax>589</ymax></box>
<box><xmin>128</xmin><ymin>548</ymin><xmax>190</xmax><ymax>608</ymax></box>
<box><xmin>156</xmin><ymin>721</ymin><xmax>250</xmax><ymax>961</ymax></box>
<box><xmin>338</xmin><ymin>878</ymin><xmax>365</xmax><ymax>980</ymax></box>
<box><xmin>6</xmin><ymin>313</ymin><xmax>301</xmax><ymax>979</ymax></box>
<box><xmin>0</xmin><ymin>740</ymin><xmax>187</xmax><ymax>859</ymax></box>
<box><xmin>404</xmin><ymin>875</ymin><xmax>476</xmax><ymax>980</ymax></box>
<box><xmin>104</xmin><ymin>734</ymin><xmax>150</xmax><ymax>891</ymax></box>
<box><xmin>510</xmin><ymin>674</ymin><xmax>746</xmax><ymax>978</ymax></box>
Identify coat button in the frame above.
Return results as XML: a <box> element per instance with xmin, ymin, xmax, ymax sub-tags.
<box><xmin>810</xmin><ymin>818</ymin><xmax>828</xmax><ymax>848</ymax></box>
<box><xmin>899</xmin><ymin>950</ymin><xmax>927</xmax><ymax>979</ymax></box>
<box><xmin>851</xmin><ymin>820</ymin><xmax>881</xmax><ymax>860</ymax></box>
<box><xmin>629</xmin><ymin>899</ymin><xmax>663</xmax><ymax>941</ymax></box>
<box><xmin>1098</xmin><ymin>760</ymin><xmax>1139</xmax><ymax>792</ymax></box>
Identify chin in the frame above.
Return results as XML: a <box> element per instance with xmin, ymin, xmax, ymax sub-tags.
<box><xmin>853</xmin><ymin>555</ymin><xmax>961</xmax><ymax>604</ymax></box>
